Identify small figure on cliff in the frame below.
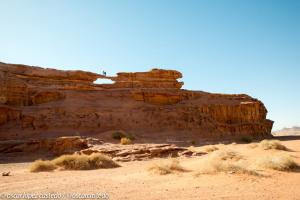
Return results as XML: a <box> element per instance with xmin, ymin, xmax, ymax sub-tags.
<box><xmin>102</xmin><ymin>71</ymin><xmax>107</xmax><ymax>76</ymax></box>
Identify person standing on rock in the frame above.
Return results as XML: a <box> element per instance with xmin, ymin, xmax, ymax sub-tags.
<box><xmin>102</xmin><ymin>70</ymin><xmax>107</xmax><ymax>76</ymax></box>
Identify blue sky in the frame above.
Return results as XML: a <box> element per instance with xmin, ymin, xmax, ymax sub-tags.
<box><xmin>0</xmin><ymin>0</ymin><xmax>299</xmax><ymax>130</ymax></box>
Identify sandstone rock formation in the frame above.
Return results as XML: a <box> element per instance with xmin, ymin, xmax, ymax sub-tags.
<box><xmin>0</xmin><ymin>136</ymin><xmax>88</xmax><ymax>155</ymax></box>
<box><xmin>0</xmin><ymin>135</ymin><xmax>203</xmax><ymax>161</ymax></box>
<box><xmin>78</xmin><ymin>143</ymin><xmax>203</xmax><ymax>162</ymax></box>
<box><xmin>0</xmin><ymin>62</ymin><xmax>273</xmax><ymax>143</ymax></box>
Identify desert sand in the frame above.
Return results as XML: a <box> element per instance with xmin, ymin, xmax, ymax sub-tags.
<box><xmin>1</xmin><ymin>138</ymin><xmax>299</xmax><ymax>200</ymax></box>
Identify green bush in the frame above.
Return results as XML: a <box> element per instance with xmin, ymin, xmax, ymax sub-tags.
<box><xmin>127</xmin><ymin>133</ymin><xmax>136</xmax><ymax>140</ymax></box>
<box><xmin>240</xmin><ymin>136</ymin><xmax>252</xmax><ymax>143</ymax></box>
<box><xmin>112</xmin><ymin>131</ymin><xmax>135</xmax><ymax>140</ymax></box>
<box><xmin>191</xmin><ymin>140</ymin><xmax>196</xmax><ymax>145</ymax></box>
<box><xmin>112</xmin><ymin>132</ymin><xmax>126</xmax><ymax>140</ymax></box>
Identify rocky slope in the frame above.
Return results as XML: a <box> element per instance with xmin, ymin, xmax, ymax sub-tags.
<box><xmin>0</xmin><ymin>62</ymin><xmax>273</xmax><ymax>143</ymax></box>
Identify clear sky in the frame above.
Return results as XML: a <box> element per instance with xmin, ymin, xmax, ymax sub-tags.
<box><xmin>0</xmin><ymin>0</ymin><xmax>299</xmax><ymax>130</ymax></box>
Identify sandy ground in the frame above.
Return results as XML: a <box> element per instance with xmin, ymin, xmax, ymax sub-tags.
<box><xmin>1</xmin><ymin>139</ymin><xmax>300</xmax><ymax>200</ymax></box>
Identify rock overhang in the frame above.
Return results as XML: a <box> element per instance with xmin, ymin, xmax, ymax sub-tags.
<box><xmin>0</xmin><ymin>62</ymin><xmax>273</xmax><ymax>142</ymax></box>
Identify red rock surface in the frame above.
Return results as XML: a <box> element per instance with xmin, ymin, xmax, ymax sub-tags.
<box><xmin>0</xmin><ymin>136</ymin><xmax>88</xmax><ymax>155</ymax></box>
<box><xmin>0</xmin><ymin>62</ymin><xmax>273</xmax><ymax>142</ymax></box>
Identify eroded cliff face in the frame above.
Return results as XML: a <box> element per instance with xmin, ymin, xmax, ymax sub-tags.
<box><xmin>0</xmin><ymin>62</ymin><xmax>273</xmax><ymax>142</ymax></box>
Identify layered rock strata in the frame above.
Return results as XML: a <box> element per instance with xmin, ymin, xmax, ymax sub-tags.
<box><xmin>0</xmin><ymin>62</ymin><xmax>273</xmax><ymax>143</ymax></box>
<box><xmin>0</xmin><ymin>136</ymin><xmax>204</xmax><ymax>162</ymax></box>
<box><xmin>0</xmin><ymin>136</ymin><xmax>88</xmax><ymax>155</ymax></box>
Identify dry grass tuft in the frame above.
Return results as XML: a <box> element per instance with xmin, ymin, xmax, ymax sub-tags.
<box><xmin>196</xmin><ymin>150</ymin><xmax>259</xmax><ymax>176</ymax></box>
<box><xmin>30</xmin><ymin>153</ymin><xmax>120</xmax><ymax>172</ymax></box>
<box><xmin>53</xmin><ymin>153</ymin><xmax>120</xmax><ymax>170</ymax></box>
<box><xmin>259</xmin><ymin>140</ymin><xmax>288</xmax><ymax>151</ymax></box>
<box><xmin>215</xmin><ymin>150</ymin><xmax>243</xmax><ymax>161</ymax></box>
<box><xmin>148</xmin><ymin>159</ymin><xmax>187</xmax><ymax>175</ymax></box>
<box><xmin>120</xmin><ymin>137</ymin><xmax>132</xmax><ymax>145</ymax></box>
<box><xmin>30</xmin><ymin>160</ymin><xmax>57</xmax><ymax>172</ymax></box>
<box><xmin>203</xmin><ymin>145</ymin><xmax>219</xmax><ymax>153</ymax></box>
<box><xmin>257</xmin><ymin>154</ymin><xmax>299</xmax><ymax>171</ymax></box>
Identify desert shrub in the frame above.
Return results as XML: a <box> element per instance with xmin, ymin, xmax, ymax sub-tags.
<box><xmin>257</xmin><ymin>154</ymin><xmax>299</xmax><ymax>171</ymax></box>
<box><xmin>127</xmin><ymin>133</ymin><xmax>135</xmax><ymax>141</ymax></box>
<box><xmin>259</xmin><ymin>140</ymin><xmax>288</xmax><ymax>151</ymax></box>
<box><xmin>112</xmin><ymin>132</ymin><xmax>126</xmax><ymax>140</ymax></box>
<box><xmin>240</xmin><ymin>136</ymin><xmax>252</xmax><ymax>143</ymax></box>
<box><xmin>112</xmin><ymin>131</ymin><xmax>135</xmax><ymax>141</ymax></box>
<box><xmin>53</xmin><ymin>154</ymin><xmax>90</xmax><ymax>170</ymax></box>
<box><xmin>120</xmin><ymin>137</ymin><xmax>132</xmax><ymax>145</ymax></box>
<box><xmin>148</xmin><ymin>164</ymin><xmax>172</xmax><ymax>175</ymax></box>
<box><xmin>196</xmin><ymin>150</ymin><xmax>259</xmax><ymax>176</ymax></box>
<box><xmin>53</xmin><ymin>153</ymin><xmax>120</xmax><ymax>170</ymax></box>
<box><xmin>88</xmin><ymin>153</ymin><xmax>120</xmax><ymax>169</ymax></box>
<box><xmin>212</xmin><ymin>150</ymin><xmax>242</xmax><ymax>161</ymax></box>
<box><xmin>148</xmin><ymin>159</ymin><xmax>187</xmax><ymax>175</ymax></box>
<box><xmin>30</xmin><ymin>160</ymin><xmax>57</xmax><ymax>172</ymax></box>
<box><xmin>191</xmin><ymin>140</ymin><xmax>196</xmax><ymax>145</ymax></box>
<box><xmin>203</xmin><ymin>145</ymin><xmax>219</xmax><ymax>153</ymax></box>
<box><xmin>30</xmin><ymin>153</ymin><xmax>120</xmax><ymax>172</ymax></box>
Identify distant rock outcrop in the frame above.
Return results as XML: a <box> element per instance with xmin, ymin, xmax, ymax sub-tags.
<box><xmin>273</xmin><ymin>126</ymin><xmax>300</xmax><ymax>136</ymax></box>
<box><xmin>0</xmin><ymin>62</ymin><xmax>273</xmax><ymax>143</ymax></box>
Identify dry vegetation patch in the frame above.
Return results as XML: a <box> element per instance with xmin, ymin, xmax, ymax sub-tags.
<box><xmin>30</xmin><ymin>153</ymin><xmax>120</xmax><ymax>172</ymax></box>
<box><xmin>259</xmin><ymin>140</ymin><xmax>288</xmax><ymax>151</ymax></box>
<box><xmin>148</xmin><ymin>159</ymin><xmax>188</xmax><ymax>175</ymax></box>
<box><xmin>196</xmin><ymin>150</ymin><xmax>259</xmax><ymax>176</ymax></box>
<box><xmin>257</xmin><ymin>154</ymin><xmax>299</xmax><ymax>171</ymax></box>
<box><xmin>120</xmin><ymin>137</ymin><xmax>132</xmax><ymax>145</ymax></box>
<box><xmin>30</xmin><ymin>160</ymin><xmax>57</xmax><ymax>172</ymax></box>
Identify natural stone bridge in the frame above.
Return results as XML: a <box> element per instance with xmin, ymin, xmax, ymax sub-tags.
<box><xmin>0</xmin><ymin>62</ymin><xmax>273</xmax><ymax>143</ymax></box>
